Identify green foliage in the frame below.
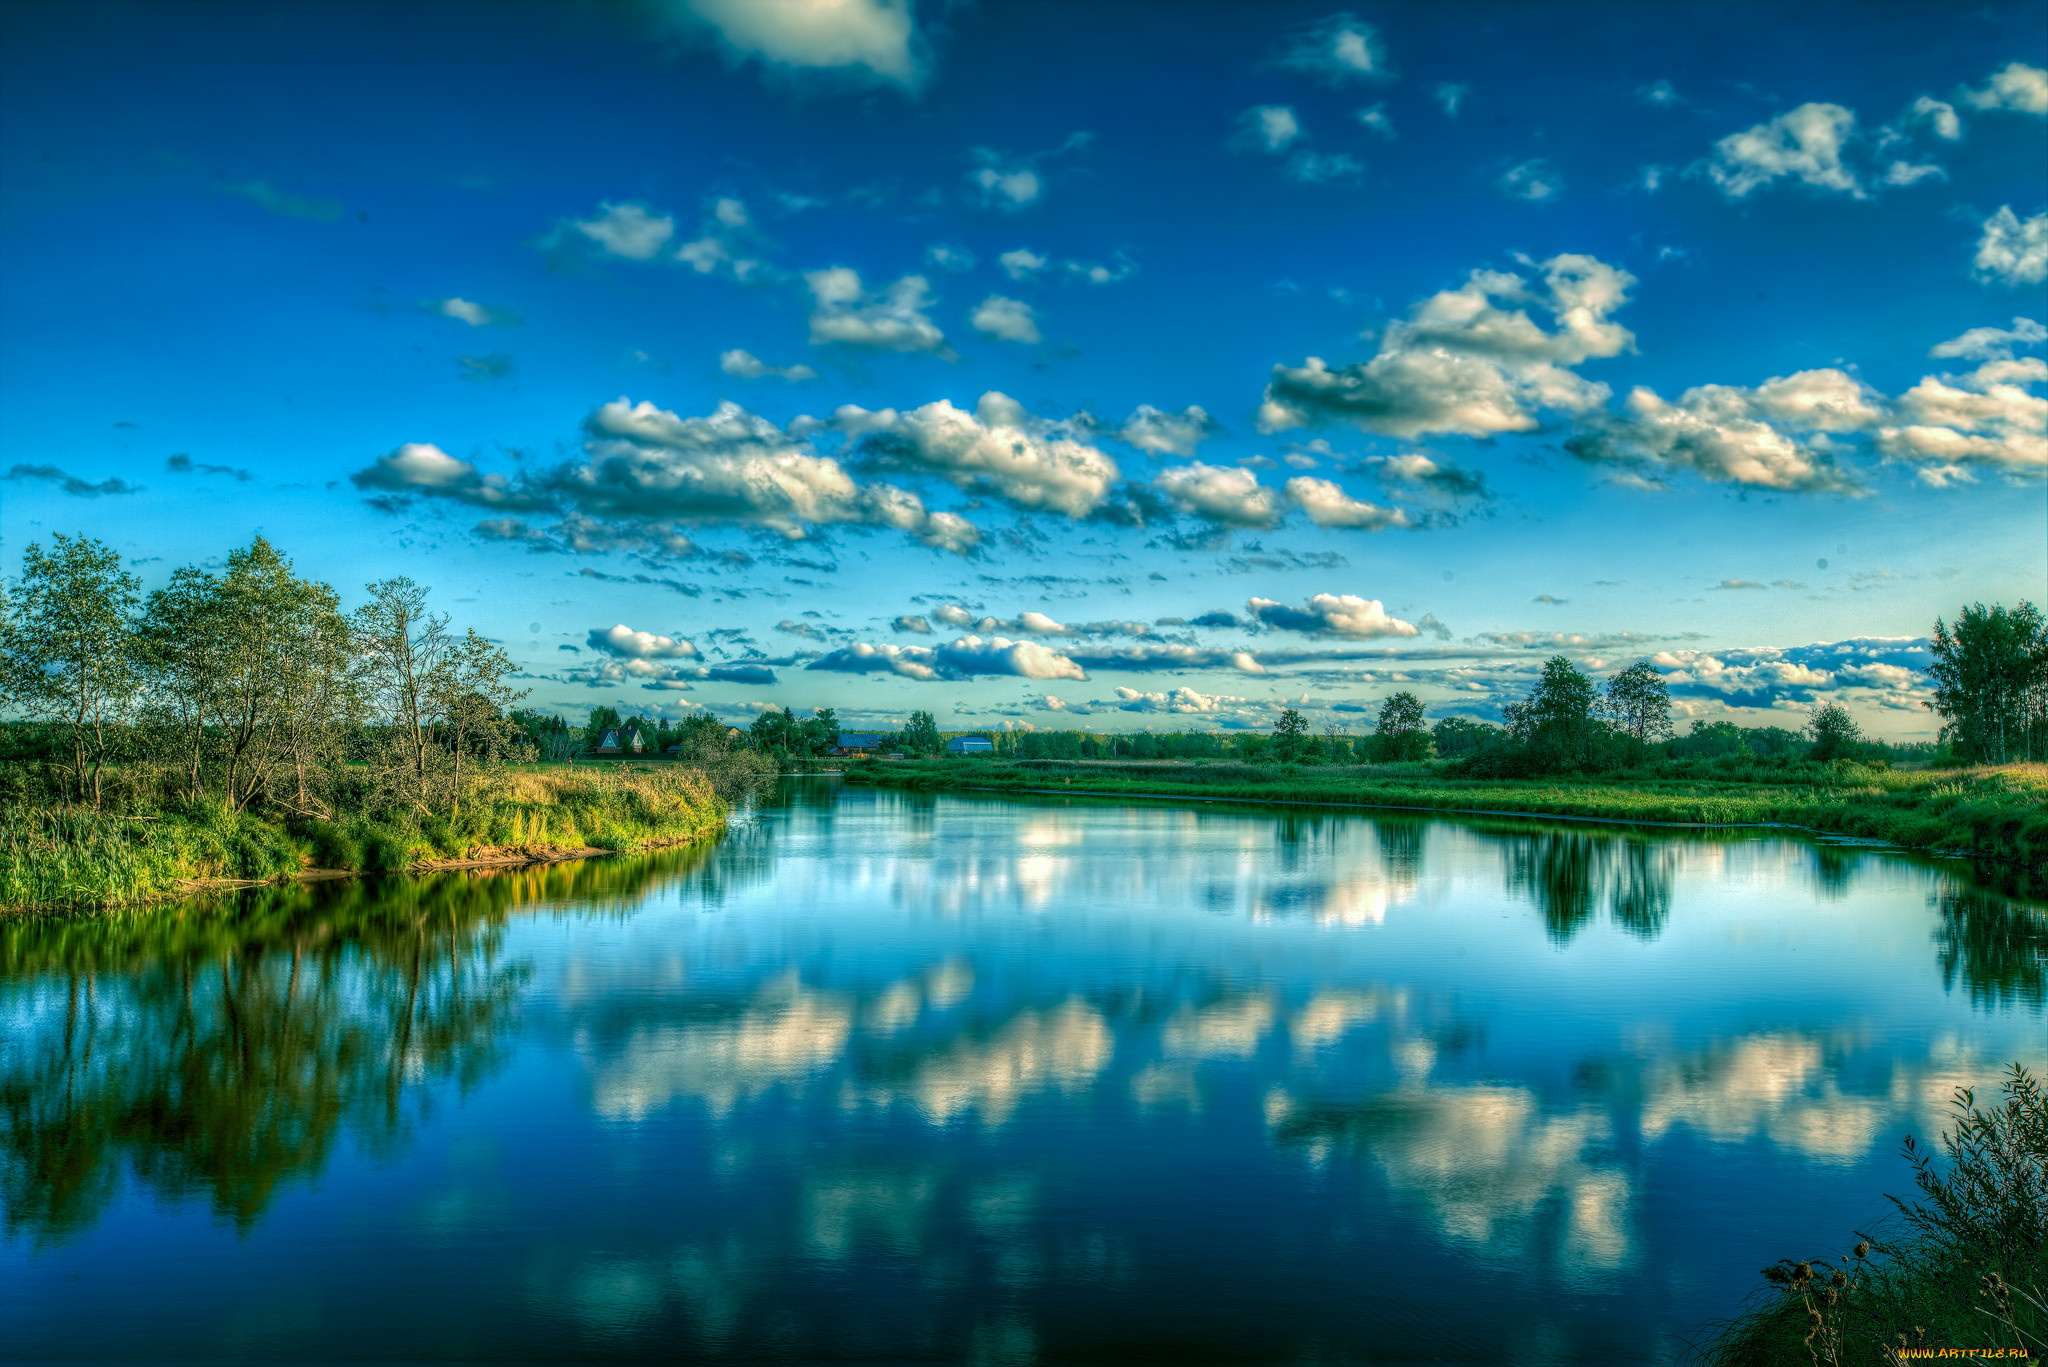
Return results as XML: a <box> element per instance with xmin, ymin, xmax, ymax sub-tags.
<box><xmin>1806</xmin><ymin>700</ymin><xmax>1864</xmax><ymax>761</ymax></box>
<box><xmin>900</xmin><ymin>709</ymin><xmax>942</xmax><ymax>757</ymax></box>
<box><xmin>1928</xmin><ymin>601</ymin><xmax>2048</xmax><ymax>764</ymax></box>
<box><xmin>1504</xmin><ymin>655</ymin><xmax>1601</xmax><ymax>770</ymax></box>
<box><xmin>1371</xmin><ymin>692</ymin><xmax>1432</xmax><ymax>762</ymax></box>
<box><xmin>1430</xmin><ymin>716</ymin><xmax>1501</xmax><ymax>758</ymax></box>
<box><xmin>1603</xmin><ymin>659</ymin><xmax>1673</xmax><ymax>745</ymax></box>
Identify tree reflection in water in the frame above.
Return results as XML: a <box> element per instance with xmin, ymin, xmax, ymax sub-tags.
<box><xmin>0</xmin><ymin>842</ymin><xmax>716</xmax><ymax>1246</ymax></box>
<box><xmin>1504</xmin><ymin>829</ymin><xmax>1676</xmax><ymax>943</ymax></box>
<box><xmin>1933</xmin><ymin>881</ymin><xmax>2048</xmax><ymax>1010</ymax></box>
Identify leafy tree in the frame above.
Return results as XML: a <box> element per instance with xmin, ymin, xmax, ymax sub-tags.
<box><xmin>800</xmin><ymin>706</ymin><xmax>841</xmax><ymax>756</ymax></box>
<box><xmin>0</xmin><ymin>534</ymin><xmax>142</xmax><ymax>805</ymax></box>
<box><xmin>1271</xmin><ymin>707</ymin><xmax>1312</xmax><ymax>762</ymax></box>
<box><xmin>1370</xmin><ymin>691</ymin><xmax>1432</xmax><ymax>762</ymax></box>
<box><xmin>436</xmin><ymin>628</ymin><xmax>528</xmax><ymax>799</ymax></box>
<box><xmin>1430</xmin><ymin>716</ymin><xmax>1500</xmax><ymax>758</ymax></box>
<box><xmin>1603</xmin><ymin>659</ymin><xmax>1672</xmax><ymax>745</ymax></box>
<box><xmin>584</xmin><ymin>706</ymin><xmax>622</xmax><ymax>747</ymax></box>
<box><xmin>1504</xmin><ymin>656</ymin><xmax>1599</xmax><ymax>769</ymax></box>
<box><xmin>1926</xmin><ymin>601</ymin><xmax>2048</xmax><ymax>764</ymax></box>
<box><xmin>1806</xmin><ymin>700</ymin><xmax>1863</xmax><ymax>761</ymax></box>
<box><xmin>674</xmin><ymin>713</ymin><xmax>732</xmax><ymax>760</ymax></box>
<box><xmin>901</xmin><ymin>709</ymin><xmax>941</xmax><ymax>757</ymax></box>
<box><xmin>352</xmin><ymin>577</ymin><xmax>453</xmax><ymax>805</ymax></box>
<box><xmin>138</xmin><ymin>563</ymin><xmax>229</xmax><ymax>803</ymax></box>
<box><xmin>749</xmin><ymin>709</ymin><xmax>794</xmax><ymax>754</ymax></box>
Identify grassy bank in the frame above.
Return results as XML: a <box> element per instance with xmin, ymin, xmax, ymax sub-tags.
<box><xmin>1</xmin><ymin>766</ymin><xmax>733</xmax><ymax>912</ymax></box>
<box><xmin>842</xmin><ymin>757</ymin><xmax>2048</xmax><ymax>866</ymax></box>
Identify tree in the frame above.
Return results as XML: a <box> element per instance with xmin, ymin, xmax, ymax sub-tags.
<box><xmin>901</xmin><ymin>709</ymin><xmax>941</xmax><ymax>757</ymax></box>
<box><xmin>1370</xmin><ymin>691</ymin><xmax>1431</xmax><ymax>762</ymax></box>
<box><xmin>1504</xmin><ymin>656</ymin><xmax>1599</xmax><ymax>769</ymax></box>
<box><xmin>138</xmin><ymin>563</ymin><xmax>229</xmax><ymax>803</ymax></box>
<box><xmin>799</xmin><ymin>707</ymin><xmax>841</xmax><ymax>756</ymax></box>
<box><xmin>1430</xmin><ymin>716</ymin><xmax>1500</xmax><ymax>759</ymax></box>
<box><xmin>0</xmin><ymin>534</ymin><xmax>142</xmax><ymax>805</ymax></box>
<box><xmin>749</xmin><ymin>709</ymin><xmax>794</xmax><ymax>754</ymax></box>
<box><xmin>1272</xmin><ymin>707</ymin><xmax>1312</xmax><ymax>763</ymax></box>
<box><xmin>1926</xmin><ymin>602</ymin><xmax>2048</xmax><ymax>764</ymax></box>
<box><xmin>352</xmin><ymin>577</ymin><xmax>453</xmax><ymax>806</ymax></box>
<box><xmin>437</xmin><ymin>629</ymin><xmax>528</xmax><ymax>794</ymax></box>
<box><xmin>1806</xmin><ymin>701</ymin><xmax>1863</xmax><ymax>761</ymax></box>
<box><xmin>1603</xmin><ymin>659</ymin><xmax>1672</xmax><ymax>745</ymax></box>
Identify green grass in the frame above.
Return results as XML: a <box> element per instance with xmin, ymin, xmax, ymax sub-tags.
<box><xmin>0</xmin><ymin>766</ymin><xmax>731</xmax><ymax>912</ymax></box>
<box><xmin>843</xmin><ymin>758</ymin><xmax>2048</xmax><ymax>867</ymax></box>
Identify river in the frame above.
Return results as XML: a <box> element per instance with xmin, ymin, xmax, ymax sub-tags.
<box><xmin>3</xmin><ymin>781</ymin><xmax>2043</xmax><ymax>1364</ymax></box>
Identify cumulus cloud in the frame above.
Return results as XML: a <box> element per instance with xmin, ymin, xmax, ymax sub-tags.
<box><xmin>1704</xmin><ymin>102</ymin><xmax>1861</xmax><ymax>198</ymax></box>
<box><xmin>1284</xmin><ymin>477</ymin><xmax>1409</xmax><ymax>529</ymax></box>
<box><xmin>589</xmin><ymin>624</ymin><xmax>698</xmax><ymax>659</ymax></box>
<box><xmin>1652</xmin><ymin>637</ymin><xmax>1932</xmax><ymax>711</ymax></box>
<box><xmin>998</xmin><ymin>248</ymin><xmax>1047</xmax><ymax>280</ymax></box>
<box><xmin>925</xmin><ymin>243</ymin><xmax>975</xmax><ymax>271</ymax></box>
<box><xmin>1234</xmin><ymin>105</ymin><xmax>1304</xmax><ymax>154</ymax></box>
<box><xmin>1929</xmin><ymin>317</ymin><xmax>2047</xmax><ymax>361</ymax></box>
<box><xmin>436</xmin><ymin>297</ymin><xmax>518</xmax><ymax>326</ymax></box>
<box><xmin>673</xmin><ymin>196</ymin><xmax>770</xmax><ymax>281</ymax></box>
<box><xmin>1259</xmin><ymin>253</ymin><xmax>1635</xmax><ymax>439</ymax></box>
<box><xmin>1974</xmin><ymin>207</ymin><xmax>2048</xmax><ymax>286</ymax></box>
<box><xmin>1961</xmin><ymin>61</ymin><xmax>2048</xmax><ymax>115</ymax></box>
<box><xmin>839</xmin><ymin>391</ymin><xmax>1121</xmax><ymax>517</ymax></box>
<box><xmin>672</xmin><ymin>0</ymin><xmax>924</xmax><ymax>90</ymax></box>
<box><xmin>969</xmin><ymin>152</ymin><xmax>1042</xmax><ymax>210</ymax></box>
<box><xmin>720</xmin><ymin>348</ymin><xmax>817</xmax><ymax>382</ymax></box>
<box><xmin>1565</xmin><ymin>374</ymin><xmax>1871</xmax><ymax>494</ymax></box>
<box><xmin>1118</xmin><ymin>404</ymin><xmax>1217</xmax><ymax>457</ymax></box>
<box><xmin>807</xmin><ymin>635</ymin><xmax>1088</xmax><ymax>682</ymax></box>
<box><xmin>1151</xmin><ymin>463</ymin><xmax>1282</xmax><ymax>527</ymax></box>
<box><xmin>892</xmin><ymin>614</ymin><xmax>932</xmax><ymax>634</ymax></box>
<box><xmin>1275</xmin><ymin>12</ymin><xmax>1390</xmax><ymax>83</ymax></box>
<box><xmin>1356</xmin><ymin>103</ymin><xmax>1395</xmax><ymax>138</ymax></box>
<box><xmin>1498</xmin><ymin>159</ymin><xmax>1563</xmax><ymax>201</ymax></box>
<box><xmin>573</xmin><ymin>202</ymin><xmax>676</xmax><ymax>259</ymax></box>
<box><xmin>969</xmin><ymin>294</ymin><xmax>1041</xmax><ymax>344</ymax></box>
<box><xmin>350</xmin><ymin>442</ymin><xmax>549</xmax><ymax>509</ymax></box>
<box><xmin>1246</xmin><ymin>593</ymin><xmax>1420</xmax><ymax>638</ymax></box>
<box><xmin>1367</xmin><ymin>452</ymin><xmax>1490</xmax><ymax>499</ymax></box>
<box><xmin>1113</xmin><ymin>686</ymin><xmax>1247</xmax><ymax>714</ymax></box>
<box><xmin>1907</xmin><ymin>95</ymin><xmax>1962</xmax><ymax>140</ymax></box>
<box><xmin>1875</xmin><ymin>356</ymin><xmax>2048</xmax><ymax>479</ymax></box>
<box><xmin>805</xmin><ymin>268</ymin><xmax>951</xmax><ymax>354</ymax></box>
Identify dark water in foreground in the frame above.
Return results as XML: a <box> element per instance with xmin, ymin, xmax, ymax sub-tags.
<box><xmin>2</xmin><ymin>783</ymin><xmax>2043</xmax><ymax>1365</ymax></box>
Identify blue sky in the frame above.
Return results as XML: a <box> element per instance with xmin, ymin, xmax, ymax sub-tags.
<box><xmin>2</xmin><ymin>0</ymin><xmax>2043</xmax><ymax>737</ymax></box>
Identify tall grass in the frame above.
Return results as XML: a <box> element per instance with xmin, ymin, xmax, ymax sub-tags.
<box><xmin>0</xmin><ymin>765</ymin><xmax>733</xmax><ymax>911</ymax></box>
<box><xmin>1699</xmin><ymin>1064</ymin><xmax>2047</xmax><ymax>1366</ymax></box>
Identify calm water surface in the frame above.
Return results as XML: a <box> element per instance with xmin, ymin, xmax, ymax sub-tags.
<box><xmin>3</xmin><ymin>782</ymin><xmax>2044</xmax><ymax>1364</ymax></box>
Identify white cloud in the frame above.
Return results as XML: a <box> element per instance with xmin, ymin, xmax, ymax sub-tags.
<box><xmin>1881</xmin><ymin>160</ymin><xmax>1945</xmax><ymax>187</ymax></box>
<box><xmin>1908</xmin><ymin>95</ymin><xmax>1962</xmax><ymax>140</ymax></box>
<box><xmin>805</xmin><ymin>268</ymin><xmax>951</xmax><ymax>354</ymax></box>
<box><xmin>969</xmin><ymin>294</ymin><xmax>1041</xmax><ymax>344</ymax></box>
<box><xmin>998</xmin><ymin>248</ymin><xmax>1048</xmax><ymax>280</ymax></box>
<box><xmin>1435</xmin><ymin>82</ymin><xmax>1468</xmax><ymax>117</ymax></box>
<box><xmin>1234</xmin><ymin>105</ymin><xmax>1304</xmax><ymax>153</ymax></box>
<box><xmin>1498</xmin><ymin>159</ymin><xmax>1563</xmax><ymax>201</ymax></box>
<box><xmin>925</xmin><ymin>243</ymin><xmax>975</xmax><ymax>271</ymax></box>
<box><xmin>1260</xmin><ymin>253</ymin><xmax>1635</xmax><ymax>439</ymax></box>
<box><xmin>1356</xmin><ymin>103</ymin><xmax>1395</xmax><ymax>138</ymax></box>
<box><xmin>1285</xmin><ymin>476</ymin><xmax>1409</xmax><ymax>529</ymax></box>
<box><xmin>1705</xmin><ymin>103</ymin><xmax>1861</xmax><ymax>198</ymax></box>
<box><xmin>836</xmin><ymin>391</ymin><xmax>1121</xmax><ymax>517</ymax></box>
<box><xmin>1566</xmin><ymin>377</ymin><xmax>1868</xmax><ymax>494</ymax></box>
<box><xmin>1275</xmin><ymin>14</ymin><xmax>1390</xmax><ymax>83</ymax></box>
<box><xmin>1064</xmin><ymin>255</ymin><xmax>1135</xmax><ymax>285</ymax></box>
<box><xmin>808</xmin><ymin>635</ymin><xmax>1088</xmax><ymax>682</ymax></box>
<box><xmin>676</xmin><ymin>0</ymin><xmax>923</xmax><ymax>89</ymax></box>
<box><xmin>350</xmin><ymin>442</ymin><xmax>548</xmax><ymax>509</ymax></box>
<box><xmin>893</xmin><ymin>614</ymin><xmax>932</xmax><ymax>633</ymax></box>
<box><xmin>969</xmin><ymin>154</ymin><xmax>1042</xmax><ymax>210</ymax></box>
<box><xmin>1151</xmin><ymin>463</ymin><xmax>1281</xmax><ymax>527</ymax></box>
<box><xmin>1929</xmin><ymin>317</ymin><xmax>2047</xmax><ymax>361</ymax></box>
<box><xmin>1113</xmin><ymin>686</ymin><xmax>1245</xmax><ymax>714</ymax></box>
<box><xmin>590</xmin><ymin>624</ymin><xmax>697</xmax><ymax>659</ymax></box>
<box><xmin>437</xmin><ymin>297</ymin><xmax>516</xmax><ymax>326</ymax></box>
<box><xmin>1961</xmin><ymin>61</ymin><xmax>2048</xmax><ymax>115</ymax></box>
<box><xmin>1876</xmin><ymin>357</ymin><xmax>2048</xmax><ymax>478</ymax></box>
<box><xmin>1246</xmin><ymin>593</ymin><xmax>1419</xmax><ymax>639</ymax></box>
<box><xmin>574</xmin><ymin>202</ymin><xmax>676</xmax><ymax>259</ymax></box>
<box><xmin>1638</xmin><ymin>79</ymin><xmax>1680</xmax><ymax>107</ymax></box>
<box><xmin>1118</xmin><ymin>404</ymin><xmax>1217</xmax><ymax>457</ymax></box>
<box><xmin>720</xmin><ymin>348</ymin><xmax>818</xmax><ymax>382</ymax></box>
<box><xmin>1974</xmin><ymin>206</ymin><xmax>2048</xmax><ymax>286</ymax></box>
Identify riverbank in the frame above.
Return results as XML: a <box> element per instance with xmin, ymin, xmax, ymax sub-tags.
<box><xmin>843</xmin><ymin>757</ymin><xmax>2048</xmax><ymax>867</ymax></box>
<box><xmin>1</xmin><ymin>766</ymin><xmax>731</xmax><ymax>912</ymax></box>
